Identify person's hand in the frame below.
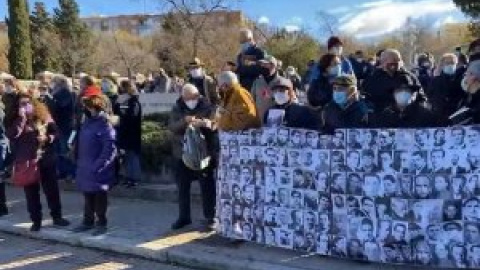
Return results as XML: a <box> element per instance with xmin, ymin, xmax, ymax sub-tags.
<box><xmin>18</xmin><ymin>107</ymin><xmax>26</xmax><ymax>119</ymax></box>
<box><xmin>119</xmin><ymin>149</ymin><xmax>126</xmax><ymax>155</ymax></box>
<box><xmin>185</xmin><ymin>116</ymin><xmax>196</xmax><ymax>123</ymax></box>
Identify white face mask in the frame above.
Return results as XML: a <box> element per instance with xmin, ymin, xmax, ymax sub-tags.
<box><xmin>330</xmin><ymin>46</ymin><xmax>343</xmax><ymax>56</ymax></box>
<box><xmin>190</xmin><ymin>68</ymin><xmax>204</xmax><ymax>78</ymax></box>
<box><xmin>394</xmin><ymin>91</ymin><xmax>412</xmax><ymax>107</ymax></box>
<box><xmin>443</xmin><ymin>65</ymin><xmax>456</xmax><ymax>75</ymax></box>
<box><xmin>274</xmin><ymin>92</ymin><xmax>289</xmax><ymax>105</ymax></box>
<box><xmin>185</xmin><ymin>99</ymin><xmax>199</xmax><ymax>110</ymax></box>
<box><xmin>329</xmin><ymin>65</ymin><xmax>342</xmax><ymax>77</ymax></box>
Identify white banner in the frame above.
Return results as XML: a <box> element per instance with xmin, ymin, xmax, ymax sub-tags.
<box><xmin>139</xmin><ymin>93</ymin><xmax>179</xmax><ymax>115</ymax></box>
<box><xmin>217</xmin><ymin>126</ymin><xmax>480</xmax><ymax>268</ymax></box>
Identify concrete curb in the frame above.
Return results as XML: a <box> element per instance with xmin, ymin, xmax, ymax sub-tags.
<box><xmin>0</xmin><ymin>220</ymin><xmax>307</xmax><ymax>270</ymax></box>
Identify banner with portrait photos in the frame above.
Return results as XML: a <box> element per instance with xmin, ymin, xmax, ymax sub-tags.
<box><xmin>216</xmin><ymin>126</ymin><xmax>480</xmax><ymax>268</ymax></box>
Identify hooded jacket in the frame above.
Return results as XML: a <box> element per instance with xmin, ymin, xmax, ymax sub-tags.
<box><xmin>75</xmin><ymin>112</ymin><xmax>117</xmax><ymax>192</ymax></box>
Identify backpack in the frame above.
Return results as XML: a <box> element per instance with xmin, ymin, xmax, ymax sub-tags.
<box><xmin>182</xmin><ymin>125</ymin><xmax>211</xmax><ymax>171</ymax></box>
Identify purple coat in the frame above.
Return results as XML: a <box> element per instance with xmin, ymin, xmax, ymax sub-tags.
<box><xmin>75</xmin><ymin>113</ymin><xmax>117</xmax><ymax>192</ymax></box>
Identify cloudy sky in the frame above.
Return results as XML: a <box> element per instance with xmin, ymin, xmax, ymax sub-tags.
<box><xmin>0</xmin><ymin>0</ymin><xmax>466</xmax><ymax>39</ymax></box>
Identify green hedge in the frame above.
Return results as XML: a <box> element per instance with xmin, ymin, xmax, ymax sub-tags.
<box><xmin>141</xmin><ymin>113</ymin><xmax>173</xmax><ymax>173</ymax></box>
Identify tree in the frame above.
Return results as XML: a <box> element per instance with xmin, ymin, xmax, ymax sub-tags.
<box><xmin>316</xmin><ymin>11</ymin><xmax>339</xmax><ymax>37</ymax></box>
<box><xmin>158</xmin><ymin>0</ymin><xmax>239</xmax><ymax>58</ymax></box>
<box><xmin>453</xmin><ymin>0</ymin><xmax>480</xmax><ymax>36</ymax></box>
<box><xmin>7</xmin><ymin>0</ymin><xmax>33</xmax><ymax>79</ymax></box>
<box><xmin>0</xmin><ymin>33</ymin><xmax>9</xmax><ymax>72</ymax></box>
<box><xmin>30</xmin><ymin>1</ymin><xmax>60</xmax><ymax>75</ymax></box>
<box><xmin>53</xmin><ymin>0</ymin><xmax>93</xmax><ymax>76</ymax></box>
<box><xmin>92</xmin><ymin>31</ymin><xmax>159</xmax><ymax>77</ymax></box>
<box><xmin>265</xmin><ymin>30</ymin><xmax>320</xmax><ymax>75</ymax></box>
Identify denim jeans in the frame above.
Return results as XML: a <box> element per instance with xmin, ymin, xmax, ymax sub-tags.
<box><xmin>56</xmin><ymin>133</ymin><xmax>75</xmax><ymax>179</ymax></box>
<box><xmin>125</xmin><ymin>150</ymin><xmax>141</xmax><ymax>183</ymax></box>
<box><xmin>0</xmin><ymin>141</ymin><xmax>8</xmax><ymax>209</ymax></box>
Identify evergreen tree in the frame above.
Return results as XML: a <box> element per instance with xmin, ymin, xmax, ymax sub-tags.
<box><xmin>30</xmin><ymin>1</ymin><xmax>59</xmax><ymax>75</ymax></box>
<box><xmin>7</xmin><ymin>0</ymin><xmax>33</xmax><ymax>79</ymax></box>
<box><xmin>453</xmin><ymin>0</ymin><xmax>480</xmax><ymax>36</ymax></box>
<box><xmin>53</xmin><ymin>0</ymin><xmax>92</xmax><ymax>76</ymax></box>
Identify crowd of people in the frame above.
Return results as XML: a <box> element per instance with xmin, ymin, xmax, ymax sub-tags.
<box><xmin>0</xmin><ymin>73</ymin><xmax>142</xmax><ymax>235</ymax></box>
<box><xmin>0</xmin><ymin>28</ymin><xmax>479</xmax><ymax>245</ymax></box>
<box><xmin>168</xmin><ymin>30</ymin><xmax>480</xmax><ymax>232</ymax></box>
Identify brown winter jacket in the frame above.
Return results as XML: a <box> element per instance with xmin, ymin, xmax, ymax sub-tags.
<box><xmin>217</xmin><ymin>83</ymin><xmax>260</xmax><ymax>131</ymax></box>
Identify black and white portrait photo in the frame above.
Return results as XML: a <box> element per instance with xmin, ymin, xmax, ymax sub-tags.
<box><xmin>289</xmin><ymin>129</ymin><xmax>305</xmax><ymax>149</ymax></box>
<box><xmin>217</xmin><ymin>125</ymin><xmax>480</xmax><ymax>268</ymax></box>
<box><xmin>330</xmin><ymin>130</ymin><xmax>346</xmax><ymax>149</ymax></box>
<box><xmin>442</xmin><ymin>200</ymin><xmax>462</xmax><ymax>221</ymax></box>
<box><xmin>276</xmin><ymin>128</ymin><xmax>290</xmax><ymax>147</ymax></box>
<box><xmin>305</xmin><ymin>131</ymin><xmax>319</xmax><ymax>148</ymax></box>
<box><xmin>348</xmin><ymin>129</ymin><xmax>363</xmax><ymax>149</ymax></box>
<box><xmin>449</xmin><ymin>127</ymin><xmax>467</xmax><ymax>150</ymax></box>
<box><xmin>278</xmin><ymin>229</ymin><xmax>293</xmax><ymax>249</ymax></box>
<box><xmin>378</xmin><ymin>130</ymin><xmax>395</xmax><ymax>151</ymax></box>
<box><xmin>261</xmin><ymin>129</ymin><xmax>276</xmax><ymax>146</ymax></box>
<box><xmin>414</xmin><ymin>129</ymin><xmax>432</xmax><ymax>150</ymax></box>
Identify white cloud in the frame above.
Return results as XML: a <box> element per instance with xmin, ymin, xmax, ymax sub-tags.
<box><xmin>284</xmin><ymin>25</ymin><xmax>301</xmax><ymax>32</ymax></box>
<box><xmin>328</xmin><ymin>6</ymin><xmax>352</xmax><ymax>15</ymax></box>
<box><xmin>258</xmin><ymin>16</ymin><xmax>270</xmax><ymax>24</ymax></box>
<box><xmin>339</xmin><ymin>0</ymin><xmax>458</xmax><ymax>38</ymax></box>
<box><xmin>283</xmin><ymin>17</ymin><xmax>303</xmax><ymax>32</ymax></box>
<box><xmin>358</xmin><ymin>0</ymin><xmax>394</xmax><ymax>8</ymax></box>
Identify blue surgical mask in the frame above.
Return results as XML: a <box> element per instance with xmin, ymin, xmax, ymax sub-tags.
<box><xmin>443</xmin><ymin>64</ymin><xmax>456</xmax><ymax>75</ymax></box>
<box><xmin>329</xmin><ymin>65</ymin><xmax>342</xmax><ymax>77</ymax></box>
<box><xmin>241</xmin><ymin>42</ymin><xmax>251</xmax><ymax>52</ymax></box>
<box><xmin>333</xmin><ymin>91</ymin><xmax>348</xmax><ymax>107</ymax></box>
<box><xmin>394</xmin><ymin>91</ymin><xmax>412</xmax><ymax>106</ymax></box>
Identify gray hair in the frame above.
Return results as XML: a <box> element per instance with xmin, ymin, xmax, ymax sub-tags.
<box><xmin>218</xmin><ymin>71</ymin><xmax>239</xmax><ymax>87</ymax></box>
<box><xmin>182</xmin><ymin>83</ymin><xmax>199</xmax><ymax>96</ymax></box>
<box><xmin>52</xmin><ymin>74</ymin><xmax>72</xmax><ymax>91</ymax></box>
<box><xmin>381</xmin><ymin>49</ymin><xmax>402</xmax><ymax>64</ymax></box>
<box><xmin>240</xmin><ymin>28</ymin><xmax>253</xmax><ymax>40</ymax></box>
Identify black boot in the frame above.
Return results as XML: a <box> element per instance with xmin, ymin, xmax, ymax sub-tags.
<box><xmin>171</xmin><ymin>219</ymin><xmax>192</xmax><ymax>230</ymax></box>
<box><xmin>30</xmin><ymin>221</ymin><xmax>42</xmax><ymax>232</ymax></box>
<box><xmin>0</xmin><ymin>182</ymin><xmax>7</xmax><ymax>217</ymax></box>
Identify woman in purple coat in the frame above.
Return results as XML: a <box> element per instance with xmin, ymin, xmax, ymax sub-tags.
<box><xmin>72</xmin><ymin>94</ymin><xmax>116</xmax><ymax>236</ymax></box>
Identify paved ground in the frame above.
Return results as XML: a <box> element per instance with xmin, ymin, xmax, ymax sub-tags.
<box><xmin>0</xmin><ymin>186</ymin><xmax>447</xmax><ymax>270</ymax></box>
<box><xmin>0</xmin><ymin>232</ymin><xmax>191</xmax><ymax>270</ymax></box>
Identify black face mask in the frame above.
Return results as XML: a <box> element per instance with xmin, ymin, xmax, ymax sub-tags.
<box><xmin>260</xmin><ymin>67</ymin><xmax>272</xmax><ymax>77</ymax></box>
<box><xmin>84</xmin><ymin>109</ymin><xmax>93</xmax><ymax>118</ymax></box>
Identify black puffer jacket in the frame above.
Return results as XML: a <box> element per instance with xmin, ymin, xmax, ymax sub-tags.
<box><xmin>426</xmin><ymin>71</ymin><xmax>467</xmax><ymax>123</ymax></box>
<box><xmin>321</xmin><ymin>99</ymin><xmax>370</xmax><ymax>134</ymax></box>
<box><xmin>362</xmin><ymin>68</ymin><xmax>424</xmax><ymax>113</ymax></box>
<box><xmin>307</xmin><ymin>75</ymin><xmax>333</xmax><ymax>108</ymax></box>
<box><xmin>372</xmin><ymin>99</ymin><xmax>444</xmax><ymax>128</ymax></box>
